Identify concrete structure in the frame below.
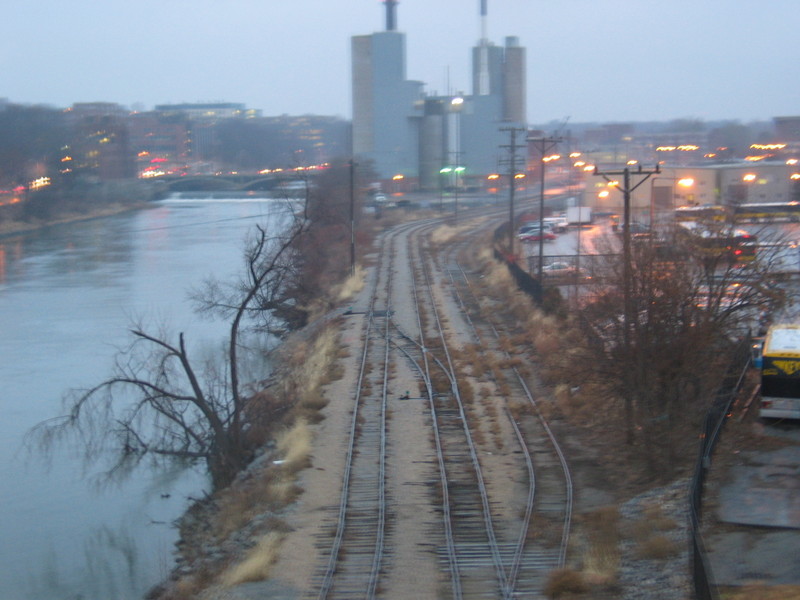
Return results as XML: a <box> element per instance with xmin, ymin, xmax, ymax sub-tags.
<box><xmin>352</xmin><ymin>1</ymin><xmax>526</xmax><ymax>188</ymax></box>
<box><xmin>351</xmin><ymin>28</ymin><xmax>423</xmax><ymax>181</ymax></box>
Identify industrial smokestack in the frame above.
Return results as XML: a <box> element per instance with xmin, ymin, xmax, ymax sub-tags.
<box><xmin>384</xmin><ymin>0</ymin><xmax>398</xmax><ymax>31</ymax></box>
<box><xmin>480</xmin><ymin>0</ymin><xmax>488</xmax><ymax>43</ymax></box>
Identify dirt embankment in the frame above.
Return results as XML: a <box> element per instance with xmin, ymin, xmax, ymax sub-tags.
<box><xmin>150</xmin><ymin>215</ymin><xmax>772</xmax><ymax>600</ymax></box>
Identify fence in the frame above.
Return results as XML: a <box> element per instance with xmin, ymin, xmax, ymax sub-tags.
<box><xmin>688</xmin><ymin>336</ymin><xmax>751</xmax><ymax>600</ymax></box>
<box><xmin>493</xmin><ymin>223</ymin><xmax>544</xmax><ymax>304</ymax></box>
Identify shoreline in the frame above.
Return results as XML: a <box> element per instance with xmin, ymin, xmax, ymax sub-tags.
<box><xmin>0</xmin><ymin>201</ymin><xmax>152</xmax><ymax>240</ymax></box>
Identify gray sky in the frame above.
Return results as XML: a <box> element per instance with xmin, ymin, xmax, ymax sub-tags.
<box><xmin>3</xmin><ymin>1</ymin><xmax>797</xmax><ymax>124</ymax></box>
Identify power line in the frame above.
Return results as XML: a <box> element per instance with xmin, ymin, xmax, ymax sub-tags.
<box><xmin>499</xmin><ymin>126</ymin><xmax>526</xmax><ymax>257</ymax></box>
<box><xmin>527</xmin><ymin>135</ymin><xmax>563</xmax><ymax>280</ymax></box>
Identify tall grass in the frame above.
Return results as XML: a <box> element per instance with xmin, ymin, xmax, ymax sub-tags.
<box><xmin>276</xmin><ymin>419</ymin><xmax>312</xmax><ymax>472</ymax></box>
<box><xmin>581</xmin><ymin>506</ymin><xmax>621</xmax><ymax>585</ymax></box>
<box><xmin>336</xmin><ymin>264</ymin><xmax>366</xmax><ymax>301</ymax></box>
<box><xmin>219</xmin><ymin>532</ymin><xmax>285</xmax><ymax>586</ymax></box>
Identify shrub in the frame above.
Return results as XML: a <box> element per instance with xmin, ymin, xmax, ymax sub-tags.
<box><xmin>544</xmin><ymin>568</ymin><xmax>589</xmax><ymax>598</ymax></box>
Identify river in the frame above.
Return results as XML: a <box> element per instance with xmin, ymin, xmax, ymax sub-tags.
<box><xmin>0</xmin><ymin>196</ymin><xmax>287</xmax><ymax>599</ymax></box>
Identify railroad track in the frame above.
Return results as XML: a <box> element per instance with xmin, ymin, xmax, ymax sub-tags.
<box><xmin>441</xmin><ymin>236</ymin><xmax>574</xmax><ymax>596</ymax></box>
<box><xmin>309</xmin><ymin>208</ymin><xmax>571</xmax><ymax>599</ymax></box>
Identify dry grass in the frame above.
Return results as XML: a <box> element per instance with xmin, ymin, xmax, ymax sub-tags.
<box><xmin>580</xmin><ymin>506</ymin><xmax>621</xmax><ymax>585</ymax></box>
<box><xmin>219</xmin><ymin>531</ymin><xmax>285</xmax><ymax>586</ymax></box>
<box><xmin>276</xmin><ymin>419</ymin><xmax>312</xmax><ymax>472</ymax></box>
<box><xmin>288</xmin><ymin>328</ymin><xmax>340</xmax><ymax>420</ymax></box>
<box><xmin>720</xmin><ymin>585</ymin><xmax>800</xmax><ymax>600</ymax></box>
<box><xmin>335</xmin><ymin>264</ymin><xmax>366</xmax><ymax>301</ymax></box>
<box><xmin>430</xmin><ymin>219</ymin><xmax>484</xmax><ymax>245</ymax></box>
<box><xmin>544</xmin><ymin>568</ymin><xmax>589</xmax><ymax>598</ymax></box>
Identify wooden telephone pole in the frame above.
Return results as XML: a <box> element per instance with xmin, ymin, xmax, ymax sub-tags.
<box><xmin>593</xmin><ymin>163</ymin><xmax>660</xmax><ymax>443</ymax></box>
<box><xmin>527</xmin><ymin>135</ymin><xmax>563</xmax><ymax>280</ymax></box>
<box><xmin>500</xmin><ymin>127</ymin><xmax>527</xmax><ymax>257</ymax></box>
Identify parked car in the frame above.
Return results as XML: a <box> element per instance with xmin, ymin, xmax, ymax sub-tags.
<box><xmin>518</xmin><ymin>222</ymin><xmax>552</xmax><ymax>235</ymax></box>
<box><xmin>519</xmin><ymin>228</ymin><xmax>557</xmax><ymax>242</ymax></box>
<box><xmin>542</xmin><ymin>262</ymin><xmax>579</xmax><ymax>276</ymax></box>
<box><xmin>541</xmin><ymin>262</ymin><xmax>591</xmax><ymax>280</ymax></box>
<box><xmin>543</xmin><ymin>216</ymin><xmax>569</xmax><ymax>233</ymax></box>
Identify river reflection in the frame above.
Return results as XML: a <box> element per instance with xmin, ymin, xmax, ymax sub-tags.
<box><xmin>0</xmin><ymin>197</ymin><xmax>287</xmax><ymax>599</ymax></box>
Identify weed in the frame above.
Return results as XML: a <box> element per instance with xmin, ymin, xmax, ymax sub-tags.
<box><xmin>276</xmin><ymin>419</ymin><xmax>312</xmax><ymax>472</ymax></box>
<box><xmin>543</xmin><ymin>568</ymin><xmax>589</xmax><ymax>598</ymax></box>
<box><xmin>580</xmin><ymin>506</ymin><xmax>621</xmax><ymax>583</ymax></box>
<box><xmin>219</xmin><ymin>532</ymin><xmax>285</xmax><ymax>586</ymax></box>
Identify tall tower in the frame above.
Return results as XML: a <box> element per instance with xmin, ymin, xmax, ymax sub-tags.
<box><xmin>503</xmin><ymin>36</ymin><xmax>526</xmax><ymax>123</ymax></box>
<box><xmin>458</xmin><ymin>0</ymin><xmax>526</xmax><ymax>179</ymax></box>
<box><xmin>351</xmin><ymin>1</ymin><xmax>422</xmax><ymax>179</ymax></box>
<box><xmin>474</xmin><ymin>0</ymin><xmax>491</xmax><ymax>95</ymax></box>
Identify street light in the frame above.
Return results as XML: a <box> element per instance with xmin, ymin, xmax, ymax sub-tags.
<box><xmin>449</xmin><ymin>96</ymin><xmax>464</xmax><ymax>224</ymax></box>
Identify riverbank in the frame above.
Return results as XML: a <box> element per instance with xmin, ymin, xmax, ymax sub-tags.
<box><xmin>0</xmin><ymin>178</ymin><xmax>166</xmax><ymax>239</ymax></box>
<box><xmin>0</xmin><ymin>201</ymin><xmax>151</xmax><ymax>239</ymax></box>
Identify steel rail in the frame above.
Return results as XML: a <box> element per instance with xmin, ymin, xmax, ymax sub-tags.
<box><xmin>316</xmin><ymin>228</ymin><xmax>397</xmax><ymax>599</ymax></box>
<box><xmin>412</xmin><ymin>232</ymin><xmax>510</xmax><ymax>596</ymax></box>
<box><xmin>450</xmin><ymin>250</ymin><xmax>574</xmax><ymax>573</ymax></box>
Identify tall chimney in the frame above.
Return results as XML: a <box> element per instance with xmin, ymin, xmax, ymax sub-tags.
<box><xmin>480</xmin><ymin>0</ymin><xmax>488</xmax><ymax>41</ymax></box>
<box><xmin>384</xmin><ymin>0</ymin><xmax>398</xmax><ymax>31</ymax></box>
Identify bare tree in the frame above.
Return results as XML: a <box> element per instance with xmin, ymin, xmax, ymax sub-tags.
<box><xmin>32</xmin><ymin>201</ymin><xmax>309</xmax><ymax>490</ymax></box>
<box><xmin>578</xmin><ymin>221</ymin><xmax>787</xmax><ymax>477</ymax></box>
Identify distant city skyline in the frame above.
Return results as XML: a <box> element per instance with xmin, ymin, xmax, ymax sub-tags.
<box><xmin>4</xmin><ymin>0</ymin><xmax>798</xmax><ymax>124</ymax></box>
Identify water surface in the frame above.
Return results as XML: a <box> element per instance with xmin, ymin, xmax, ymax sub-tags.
<box><xmin>0</xmin><ymin>196</ymin><xmax>286</xmax><ymax>599</ymax></box>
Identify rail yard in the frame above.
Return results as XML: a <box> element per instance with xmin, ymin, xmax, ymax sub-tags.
<box><xmin>299</xmin><ymin>211</ymin><xmax>572</xmax><ymax>598</ymax></box>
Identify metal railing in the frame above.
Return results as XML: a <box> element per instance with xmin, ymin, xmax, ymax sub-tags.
<box><xmin>688</xmin><ymin>336</ymin><xmax>751</xmax><ymax>600</ymax></box>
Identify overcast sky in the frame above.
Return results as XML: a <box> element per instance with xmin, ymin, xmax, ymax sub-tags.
<box><xmin>3</xmin><ymin>1</ymin><xmax>797</xmax><ymax>125</ymax></box>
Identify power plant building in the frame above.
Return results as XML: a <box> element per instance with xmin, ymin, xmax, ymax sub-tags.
<box><xmin>352</xmin><ymin>1</ymin><xmax>526</xmax><ymax>189</ymax></box>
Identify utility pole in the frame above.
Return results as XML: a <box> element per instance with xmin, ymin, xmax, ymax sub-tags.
<box><xmin>453</xmin><ymin>150</ymin><xmax>463</xmax><ymax>225</ymax></box>
<box><xmin>593</xmin><ymin>163</ymin><xmax>660</xmax><ymax>444</ymax></box>
<box><xmin>349</xmin><ymin>159</ymin><xmax>357</xmax><ymax>277</ymax></box>
<box><xmin>500</xmin><ymin>126</ymin><xmax>526</xmax><ymax>257</ymax></box>
<box><xmin>527</xmin><ymin>135</ymin><xmax>563</xmax><ymax>280</ymax></box>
